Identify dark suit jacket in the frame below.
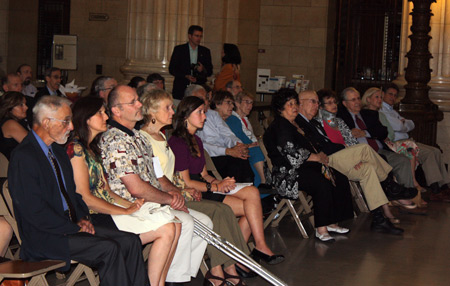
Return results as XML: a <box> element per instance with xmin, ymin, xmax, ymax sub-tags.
<box><xmin>35</xmin><ymin>86</ymin><xmax>63</xmax><ymax>101</ymax></box>
<box><xmin>295</xmin><ymin>114</ymin><xmax>345</xmax><ymax>156</ymax></box>
<box><xmin>169</xmin><ymin>43</ymin><xmax>213</xmax><ymax>99</ymax></box>
<box><xmin>8</xmin><ymin>132</ymin><xmax>89</xmax><ymax>270</ymax></box>
<box><xmin>337</xmin><ymin>107</ymin><xmax>388</xmax><ymax>143</ymax></box>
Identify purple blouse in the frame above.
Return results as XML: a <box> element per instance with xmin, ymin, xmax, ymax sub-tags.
<box><xmin>168</xmin><ymin>135</ymin><xmax>206</xmax><ymax>175</ymax></box>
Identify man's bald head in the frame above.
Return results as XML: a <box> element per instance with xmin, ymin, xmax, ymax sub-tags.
<box><xmin>2</xmin><ymin>73</ymin><xmax>23</xmax><ymax>92</ymax></box>
<box><xmin>298</xmin><ymin>90</ymin><xmax>320</xmax><ymax>120</ymax></box>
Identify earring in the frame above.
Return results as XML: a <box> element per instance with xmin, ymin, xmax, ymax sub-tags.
<box><xmin>184</xmin><ymin>120</ymin><xmax>188</xmax><ymax>128</ymax></box>
<box><xmin>151</xmin><ymin>118</ymin><xmax>156</xmax><ymax>124</ymax></box>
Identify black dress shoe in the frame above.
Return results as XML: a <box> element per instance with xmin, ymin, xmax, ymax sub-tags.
<box><xmin>382</xmin><ymin>179</ymin><xmax>418</xmax><ymax>200</ymax></box>
<box><xmin>235</xmin><ymin>263</ymin><xmax>257</xmax><ymax>278</ymax></box>
<box><xmin>371</xmin><ymin>217</ymin><xmax>404</xmax><ymax>235</ymax></box>
<box><xmin>251</xmin><ymin>248</ymin><xmax>285</xmax><ymax>265</ymax></box>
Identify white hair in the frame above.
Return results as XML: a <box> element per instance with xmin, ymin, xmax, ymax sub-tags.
<box><xmin>184</xmin><ymin>84</ymin><xmax>205</xmax><ymax>98</ymax></box>
<box><xmin>33</xmin><ymin>95</ymin><xmax>71</xmax><ymax>125</ymax></box>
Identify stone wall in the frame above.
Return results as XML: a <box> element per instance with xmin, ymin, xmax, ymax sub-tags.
<box><xmin>257</xmin><ymin>0</ymin><xmax>329</xmax><ymax>91</ymax></box>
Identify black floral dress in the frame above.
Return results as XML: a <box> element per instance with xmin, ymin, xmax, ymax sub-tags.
<box><xmin>263</xmin><ymin>116</ymin><xmax>354</xmax><ymax>227</ymax></box>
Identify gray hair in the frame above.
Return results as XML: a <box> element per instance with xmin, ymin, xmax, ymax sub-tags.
<box><xmin>93</xmin><ymin>76</ymin><xmax>115</xmax><ymax>93</ymax></box>
<box><xmin>341</xmin><ymin>87</ymin><xmax>359</xmax><ymax>101</ymax></box>
<box><xmin>184</xmin><ymin>84</ymin><xmax>205</xmax><ymax>98</ymax></box>
<box><xmin>33</xmin><ymin>95</ymin><xmax>71</xmax><ymax>125</ymax></box>
<box><xmin>137</xmin><ymin>82</ymin><xmax>158</xmax><ymax>98</ymax></box>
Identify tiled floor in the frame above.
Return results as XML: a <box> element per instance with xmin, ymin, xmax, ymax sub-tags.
<box><xmin>48</xmin><ymin>202</ymin><xmax>450</xmax><ymax>286</ymax></box>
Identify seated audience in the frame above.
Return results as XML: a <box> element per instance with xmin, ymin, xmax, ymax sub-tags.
<box><xmin>0</xmin><ymin>92</ymin><xmax>30</xmax><ymax>160</ymax></box>
<box><xmin>380</xmin><ymin>83</ymin><xmax>450</xmax><ymax>202</ymax></box>
<box><xmin>147</xmin><ymin>73</ymin><xmax>165</xmax><ymax>90</ymax></box>
<box><xmin>263</xmin><ymin>88</ymin><xmax>355</xmax><ymax>242</ymax></box>
<box><xmin>187</xmin><ymin>85</ymin><xmax>254</xmax><ymax>183</ymax></box>
<box><xmin>8</xmin><ymin>95</ymin><xmax>149</xmax><ymax>286</ymax></box>
<box><xmin>214</xmin><ymin>90</ymin><xmax>267</xmax><ymax>187</ymax></box>
<box><xmin>169</xmin><ymin>96</ymin><xmax>284</xmax><ymax>264</ymax></box>
<box><xmin>362</xmin><ymin>87</ymin><xmax>428</xmax><ymax>205</ymax></box>
<box><xmin>100</xmin><ymin>85</ymin><xmax>211</xmax><ymax>285</ymax></box>
<box><xmin>35</xmin><ymin>67</ymin><xmax>63</xmax><ymax>100</ymax></box>
<box><xmin>2</xmin><ymin>73</ymin><xmax>23</xmax><ymax>93</ymax></box>
<box><xmin>89</xmin><ymin>76</ymin><xmax>117</xmax><ymax>103</ymax></box>
<box><xmin>16</xmin><ymin>64</ymin><xmax>37</xmax><ymax>97</ymax></box>
<box><xmin>0</xmin><ymin>217</ymin><xmax>12</xmax><ymax>257</ymax></box>
<box><xmin>213</xmin><ymin>43</ymin><xmax>241</xmax><ymax>91</ymax></box>
<box><xmin>140</xmin><ymin>88</ymin><xmax>259</xmax><ymax>284</ymax></box>
<box><xmin>226</xmin><ymin>80</ymin><xmax>244</xmax><ymax>97</ymax></box>
<box><xmin>316</xmin><ymin>89</ymin><xmax>414</xmax><ymax>223</ymax></box>
<box><xmin>137</xmin><ymin>83</ymin><xmax>158</xmax><ymax>98</ymax></box>
<box><xmin>337</xmin><ymin>87</ymin><xmax>419</xmax><ymax>196</ymax></box>
<box><xmin>128</xmin><ymin>76</ymin><xmax>146</xmax><ymax>89</ymax></box>
<box><xmin>67</xmin><ymin>96</ymin><xmax>180</xmax><ymax>286</ymax></box>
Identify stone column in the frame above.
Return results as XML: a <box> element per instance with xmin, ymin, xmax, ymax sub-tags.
<box><xmin>120</xmin><ymin>0</ymin><xmax>204</xmax><ymax>88</ymax></box>
<box><xmin>396</xmin><ymin>0</ymin><xmax>450</xmax><ymax>111</ymax></box>
<box><xmin>394</xmin><ymin>0</ymin><xmax>442</xmax><ymax>147</ymax></box>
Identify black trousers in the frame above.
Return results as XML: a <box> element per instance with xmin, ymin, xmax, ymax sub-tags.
<box><xmin>67</xmin><ymin>226</ymin><xmax>149</xmax><ymax>286</ymax></box>
<box><xmin>211</xmin><ymin>156</ymin><xmax>254</xmax><ymax>183</ymax></box>
<box><xmin>298</xmin><ymin>162</ymin><xmax>354</xmax><ymax>227</ymax></box>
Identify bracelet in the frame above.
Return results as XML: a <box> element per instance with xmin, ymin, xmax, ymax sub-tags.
<box><xmin>206</xmin><ymin>182</ymin><xmax>211</xmax><ymax>192</ymax></box>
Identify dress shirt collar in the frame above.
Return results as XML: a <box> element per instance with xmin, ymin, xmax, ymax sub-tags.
<box><xmin>298</xmin><ymin>112</ymin><xmax>309</xmax><ymax>122</ymax></box>
<box><xmin>108</xmin><ymin>119</ymin><xmax>135</xmax><ymax>136</ymax></box>
<box><xmin>382</xmin><ymin>101</ymin><xmax>393</xmax><ymax>111</ymax></box>
<box><xmin>32</xmin><ymin>129</ymin><xmax>52</xmax><ymax>154</ymax></box>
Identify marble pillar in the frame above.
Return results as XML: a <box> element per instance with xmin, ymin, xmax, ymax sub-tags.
<box><xmin>396</xmin><ymin>0</ymin><xmax>450</xmax><ymax>111</ymax></box>
<box><xmin>120</xmin><ymin>0</ymin><xmax>204</xmax><ymax>90</ymax></box>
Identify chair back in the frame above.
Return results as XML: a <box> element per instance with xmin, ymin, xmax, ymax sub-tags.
<box><xmin>0</xmin><ymin>153</ymin><xmax>8</xmax><ymax>178</ymax></box>
<box><xmin>258</xmin><ymin>137</ymin><xmax>273</xmax><ymax>172</ymax></box>
<box><xmin>203</xmin><ymin>150</ymin><xmax>223</xmax><ymax>180</ymax></box>
<box><xmin>1</xmin><ymin>180</ymin><xmax>21</xmax><ymax>244</ymax></box>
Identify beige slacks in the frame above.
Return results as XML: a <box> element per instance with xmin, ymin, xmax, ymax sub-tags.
<box><xmin>186</xmin><ymin>200</ymin><xmax>250</xmax><ymax>269</ymax></box>
<box><xmin>328</xmin><ymin>144</ymin><xmax>392</xmax><ymax>210</ymax></box>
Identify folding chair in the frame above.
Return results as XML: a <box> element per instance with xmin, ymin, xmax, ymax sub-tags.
<box><xmin>349</xmin><ymin>181</ymin><xmax>370</xmax><ymax>214</ymax></box>
<box><xmin>2</xmin><ymin>180</ymin><xmax>99</xmax><ymax>286</ymax></box>
<box><xmin>0</xmin><ymin>259</ymin><xmax>66</xmax><ymax>286</ymax></box>
<box><xmin>0</xmin><ymin>153</ymin><xmax>8</xmax><ymax>178</ymax></box>
<box><xmin>258</xmin><ymin>138</ymin><xmax>315</xmax><ymax>238</ymax></box>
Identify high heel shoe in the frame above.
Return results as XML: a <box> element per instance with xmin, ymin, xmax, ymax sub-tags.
<box><xmin>223</xmin><ymin>270</ymin><xmax>247</xmax><ymax>286</ymax></box>
<box><xmin>203</xmin><ymin>271</ymin><xmax>227</xmax><ymax>286</ymax></box>
<box><xmin>234</xmin><ymin>264</ymin><xmax>257</xmax><ymax>278</ymax></box>
<box><xmin>250</xmin><ymin>248</ymin><xmax>285</xmax><ymax>265</ymax></box>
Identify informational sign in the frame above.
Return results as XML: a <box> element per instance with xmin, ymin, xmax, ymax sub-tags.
<box><xmin>52</xmin><ymin>35</ymin><xmax>77</xmax><ymax>70</ymax></box>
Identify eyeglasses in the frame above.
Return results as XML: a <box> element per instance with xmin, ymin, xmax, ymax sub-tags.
<box><xmin>223</xmin><ymin>100</ymin><xmax>234</xmax><ymax>105</ymax></box>
<box><xmin>301</xmin><ymin>98</ymin><xmax>319</xmax><ymax>105</ymax></box>
<box><xmin>242</xmin><ymin>100</ymin><xmax>254</xmax><ymax>105</ymax></box>
<box><xmin>115</xmin><ymin>98</ymin><xmax>139</xmax><ymax>107</ymax></box>
<box><xmin>48</xmin><ymin>117</ymin><xmax>71</xmax><ymax>127</ymax></box>
<box><xmin>344</xmin><ymin>97</ymin><xmax>361</xmax><ymax>102</ymax></box>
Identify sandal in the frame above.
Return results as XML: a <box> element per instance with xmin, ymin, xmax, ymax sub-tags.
<box><xmin>203</xmin><ymin>270</ymin><xmax>227</xmax><ymax>286</ymax></box>
<box><xmin>223</xmin><ymin>270</ymin><xmax>247</xmax><ymax>286</ymax></box>
<box><xmin>391</xmin><ymin>200</ymin><xmax>417</xmax><ymax>210</ymax></box>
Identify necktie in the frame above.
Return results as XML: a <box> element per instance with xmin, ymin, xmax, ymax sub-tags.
<box><xmin>48</xmin><ymin>150</ymin><xmax>77</xmax><ymax>222</ymax></box>
<box><xmin>355</xmin><ymin>115</ymin><xmax>379</xmax><ymax>151</ymax></box>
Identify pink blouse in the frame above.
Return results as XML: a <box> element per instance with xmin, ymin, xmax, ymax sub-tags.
<box><xmin>322</xmin><ymin>120</ymin><xmax>345</xmax><ymax>145</ymax></box>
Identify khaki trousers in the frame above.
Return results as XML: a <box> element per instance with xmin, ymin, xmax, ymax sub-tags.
<box><xmin>328</xmin><ymin>144</ymin><xmax>391</xmax><ymax>210</ymax></box>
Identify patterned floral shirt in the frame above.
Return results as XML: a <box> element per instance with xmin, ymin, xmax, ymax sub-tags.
<box><xmin>100</xmin><ymin>120</ymin><xmax>160</xmax><ymax>202</ymax></box>
<box><xmin>66</xmin><ymin>138</ymin><xmax>114</xmax><ymax>214</ymax></box>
